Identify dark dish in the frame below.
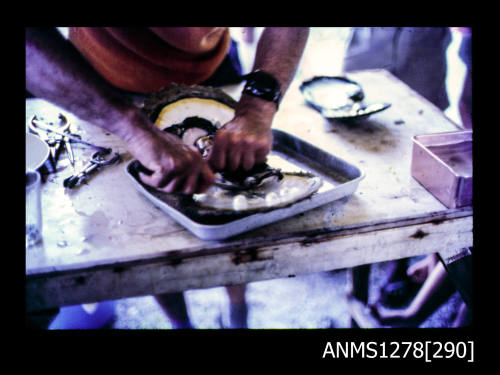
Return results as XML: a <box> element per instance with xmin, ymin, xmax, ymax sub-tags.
<box><xmin>300</xmin><ymin>76</ymin><xmax>390</xmax><ymax>120</ymax></box>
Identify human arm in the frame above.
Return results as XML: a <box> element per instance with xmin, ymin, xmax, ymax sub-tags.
<box><xmin>208</xmin><ymin>27</ymin><xmax>309</xmax><ymax>172</ymax></box>
<box><xmin>25</xmin><ymin>27</ymin><xmax>214</xmax><ymax>194</ymax></box>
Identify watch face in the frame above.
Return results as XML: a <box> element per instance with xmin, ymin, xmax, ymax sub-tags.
<box><xmin>243</xmin><ymin>70</ymin><xmax>281</xmax><ymax>104</ymax></box>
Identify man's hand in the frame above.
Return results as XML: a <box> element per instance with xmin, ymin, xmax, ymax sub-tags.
<box><xmin>128</xmin><ymin>127</ymin><xmax>215</xmax><ymax>194</ymax></box>
<box><xmin>208</xmin><ymin>96</ymin><xmax>274</xmax><ymax>172</ymax></box>
<box><xmin>208</xmin><ymin>118</ymin><xmax>272</xmax><ymax>172</ymax></box>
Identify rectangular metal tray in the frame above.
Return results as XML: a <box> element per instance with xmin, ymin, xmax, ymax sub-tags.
<box><xmin>126</xmin><ymin>129</ymin><xmax>364</xmax><ymax>240</ymax></box>
<box><xmin>411</xmin><ymin>130</ymin><xmax>472</xmax><ymax>208</ymax></box>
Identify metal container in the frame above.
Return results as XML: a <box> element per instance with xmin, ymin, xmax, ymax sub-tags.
<box><xmin>126</xmin><ymin>129</ymin><xmax>365</xmax><ymax>240</ymax></box>
<box><xmin>411</xmin><ymin>130</ymin><xmax>472</xmax><ymax>208</ymax></box>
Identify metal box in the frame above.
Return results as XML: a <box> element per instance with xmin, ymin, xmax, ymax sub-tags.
<box><xmin>411</xmin><ymin>130</ymin><xmax>472</xmax><ymax>208</ymax></box>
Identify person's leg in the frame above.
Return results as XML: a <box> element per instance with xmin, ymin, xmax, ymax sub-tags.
<box><xmin>384</xmin><ymin>258</ymin><xmax>410</xmax><ymax>284</ymax></box>
<box><xmin>346</xmin><ymin>264</ymin><xmax>371</xmax><ymax>328</ymax></box>
<box><xmin>155</xmin><ymin>292</ymin><xmax>193</xmax><ymax>329</ymax></box>
<box><xmin>225</xmin><ymin>284</ymin><xmax>248</xmax><ymax>328</ymax></box>
<box><xmin>372</xmin><ymin>261</ymin><xmax>456</xmax><ymax>327</ymax></box>
<box><xmin>406</xmin><ymin>253</ymin><xmax>439</xmax><ymax>284</ymax></box>
<box><xmin>452</xmin><ymin>302</ymin><xmax>472</xmax><ymax>327</ymax></box>
<box><xmin>377</xmin><ymin>254</ymin><xmax>439</xmax><ymax>308</ymax></box>
<box><xmin>377</xmin><ymin>258</ymin><xmax>421</xmax><ymax>308</ymax></box>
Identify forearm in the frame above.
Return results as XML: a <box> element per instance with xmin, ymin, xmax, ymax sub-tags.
<box><xmin>235</xmin><ymin>27</ymin><xmax>309</xmax><ymax>122</ymax></box>
<box><xmin>209</xmin><ymin>28</ymin><xmax>308</xmax><ymax>171</ymax></box>
<box><xmin>252</xmin><ymin>27</ymin><xmax>309</xmax><ymax>95</ymax></box>
<box><xmin>25</xmin><ymin>27</ymin><xmax>151</xmax><ymax>142</ymax></box>
<box><xmin>405</xmin><ymin>262</ymin><xmax>456</xmax><ymax>324</ymax></box>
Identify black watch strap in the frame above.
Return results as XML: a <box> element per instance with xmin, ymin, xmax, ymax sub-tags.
<box><xmin>241</xmin><ymin>70</ymin><xmax>282</xmax><ymax>107</ymax></box>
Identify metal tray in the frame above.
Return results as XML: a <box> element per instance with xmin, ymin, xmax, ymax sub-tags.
<box><xmin>411</xmin><ymin>130</ymin><xmax>472</xmax><ymax>208</ymax></box>
<box><xmin>126</xmin><ymin>129</ymin><xmax>364</xmax><ymax>240</ymax></box>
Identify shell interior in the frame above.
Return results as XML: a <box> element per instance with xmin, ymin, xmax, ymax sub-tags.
<box><xmin>300</xmin><ymin>76</ymin><xmax>364</xmax><ymax>110</ymax></box>
<box><xmin>155</xmin><ymin>98</ymin><xmax>235</xmax><ymax>131</ymax></box>
<box><xmin>193</xmin><ymin>172</ymin><xmax>322</xmax><ymax>212</ymax></box>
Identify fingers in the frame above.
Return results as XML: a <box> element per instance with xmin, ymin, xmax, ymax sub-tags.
<box><xmin>133</xmin><ymin>120</ymin><xmax>272</xmax><ymax>194</ymax></box>
<box><xmin>228</xmin><ymin>146</ymin><xmax>243</xmax><ymax>171</ymax></box>
<box><xmin>254</xmin><ymin>145</ymin><xmax>270</xmax><ymax>165</ymax></box>
<box><xmin>181</xmin><ymin>163</ymin><xmax>215</xmax><ymax>194</ymax></box>
<box><xmin>195</xmin><ymin>165</ymin><xmax>216</xmax><ymax>193</ymax></box>
<box><xmin>165</xmin><ymin>175</ymin><xmax>188</xmax><ymax>194</ymax></box>
<box><xmin>241</xmin><ymin>150</ymin><xmax>255</xmax><ymax>171</ymax></box>
<box><xmin>207</xmin><ymin>132</ymin><xmax>228</xmax><ymax>171</ymax></box>
<box><xmin>139</xmin><ymin>154</ymin><xmax>214</xmax><ymax>195</ymax></box>
<box><xmin>208</xmin><ymin>131</ymin><xmax>271</xmax><ymax>172</ymax></box>
<box><xmin>139</xmin><ymin>167</ymin><xmax>176</xmax><ymax>189</ymax></box>
<box><xmin>407</xmin><ymin>267</ymin><xmax>427</xmax><ymax>284</ymax></box>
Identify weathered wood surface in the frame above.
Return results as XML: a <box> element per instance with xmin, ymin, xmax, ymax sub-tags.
<box><xmin>25</xmin><ymin>69</ymin><xmax>473</xmax><ymax>311</ymax></box>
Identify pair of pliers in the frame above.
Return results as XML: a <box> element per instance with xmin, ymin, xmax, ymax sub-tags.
<box><xmin>63</xmin><ymin>148</ymin><xmax>120</xmax><ymax>188</ymax></box>
<box><xmin>29</xmin><ymin>114</ymin><xmax>75</xmax><ymax>172</ymax></box>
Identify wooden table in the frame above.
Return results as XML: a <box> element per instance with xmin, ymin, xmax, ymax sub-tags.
<box><xmin>25</xmin><ymin>69</ymin><xmax>473</xmax><ymax>319</ymax></box>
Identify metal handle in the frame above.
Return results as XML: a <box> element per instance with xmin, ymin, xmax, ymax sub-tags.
<box><xmin>62</xmin><ymin>151</ymin><xmax>120</xmax><ymax>189</ymax></box>
<box><xmin>31</xmin><ymin>116</ymin><xmax>110</xmax><ymax>153</ymax></box>
<box><xmin>63</xmin><ymin>160</ymin><xmax>100</xmax><ymax>188</ymax></box>
<box><xmin>63</xmin><ymin>175</ymin><xmax>80</xmax><ymax>188</ymax></box>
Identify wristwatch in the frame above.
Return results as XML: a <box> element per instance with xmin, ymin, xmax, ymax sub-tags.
<box><xmin>241</xmin><ymin>70</ymin><xmax>282</xmax><ymax>108</ymax></box>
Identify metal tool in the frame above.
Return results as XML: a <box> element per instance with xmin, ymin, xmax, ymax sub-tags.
<box><xmin>63</xmin><ymin>149</ymin><xmax>120</xmax><ymax>189</ymax></box>
<box><xmin>214</xmin><ymin>165</ymin><xmax>284</xmax><ymax>192</ymax></box>
<box><xmin>29</xmin><ymin>114</ymin><xmax>72</xmax><ymax>171</ymax></box>
<box><xmin>30</xmin><ymin>115</ymin><xmax>110</xmax><ymax>153</ymax></box>
<box><xmin>61</xmin><ymin>129</ymin><xmax>75</xmax><ymax>172</ymax></box>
